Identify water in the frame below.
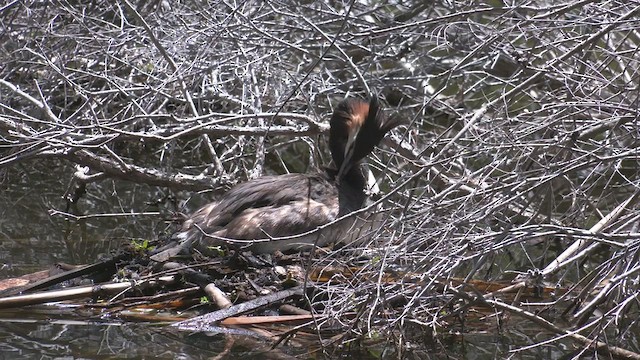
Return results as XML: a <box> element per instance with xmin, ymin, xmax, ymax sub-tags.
<box><xmin>0</xmin><ymin>319</ymin><xmax>222</xmax><ymax>359</ymax></box>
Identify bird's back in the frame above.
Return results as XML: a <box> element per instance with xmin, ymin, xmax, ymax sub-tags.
<box><xmin>176</xmin><ymin>172</ymin><xmax>342</xmax><ymax>253</ymax></box>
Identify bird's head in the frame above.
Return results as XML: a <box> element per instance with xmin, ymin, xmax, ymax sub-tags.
<box><xmin>329</xmin><ymin>95</ymin><xmax>401</xmax><ymax>181</ymax></box>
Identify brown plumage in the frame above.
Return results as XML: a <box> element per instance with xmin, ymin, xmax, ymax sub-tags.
<box><xmin>180</xmin><ymin>173</ymin><xmax>338</xmax><ymax>240</ymax></box>
<box><xmin>150</xmin><ymin>96</ymin><xmax>400</xmax><ymax>261</ymax></box>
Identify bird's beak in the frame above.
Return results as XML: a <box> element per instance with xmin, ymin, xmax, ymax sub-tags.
<box><xmin>337</xmin><ymin>126</ymin><xmax>360</xmax><ymax>181</ymax></box>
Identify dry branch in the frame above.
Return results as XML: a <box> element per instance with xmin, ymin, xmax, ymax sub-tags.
<box><xmin>174</xmin><ymin>286</ymin><xmax>304</xmax><ymax>330</ymax></box>
<box><xmin>0</xmin><ymin>276</ymin><xmax>176</xmax><ymax>309</ymax></box>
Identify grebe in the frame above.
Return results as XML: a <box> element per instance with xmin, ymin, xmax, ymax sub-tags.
<box><xmin>151</xmin><ymin>96</ymin><xmax>400</xmax><ymax>261</ymax></box>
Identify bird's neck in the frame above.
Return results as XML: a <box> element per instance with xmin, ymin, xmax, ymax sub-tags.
<box><xmin>325</xmin><ymin>162</ymin><xmax>368</xmax><ymax>215</ymax></box>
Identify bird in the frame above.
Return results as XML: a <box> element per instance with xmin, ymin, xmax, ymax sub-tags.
<box><xmin>150</xmin><ymin>95</ymin><xmax>400</xmax><ymax>262</ymax></box>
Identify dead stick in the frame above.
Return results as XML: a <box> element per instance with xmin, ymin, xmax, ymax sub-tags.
<box><xmin>0</xmin><ymin>276</ymin><xmax>175</xmax><ymax>309</ymax></box>
<box><xmin>1</xmin><ymin>253</ymin><xmax>129</xmax><ymax>296</ymax></box>
<box><xmin>542</xmin><ymin>189</ymin><xmax>640</xmax><ymax>276</ymax></box>
<box><xmin>173</xmin><ymin>286</ymin><xmax>303</xmax><ymax>330</ymax></box>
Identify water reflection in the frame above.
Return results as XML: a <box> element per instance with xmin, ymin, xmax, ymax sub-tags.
<box><xmin>0</xmin><ymin>317</ymin><xmax>226</xmax><ymax>359</ymax></box>
<box><xmin>0</xmin><ymin>161</ymin><xmax>170</xmax><ymax>272</ymax></box>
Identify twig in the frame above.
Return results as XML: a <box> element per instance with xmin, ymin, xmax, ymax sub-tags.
<box><xmin>0</xmin><ymin>277</ymin><xmax>175</xmax><ymax>309</ymax></box>
<box><xmin>173</xmin><ymin>286</ymin><xmax>304</xmax><ymax>330</ymax></box>
<box><xmin>542</xmin><ymin>189</ymin><xmax>640</xmax><ymax>276</ymax></box>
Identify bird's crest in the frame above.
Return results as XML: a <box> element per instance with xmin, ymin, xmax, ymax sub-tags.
<box><xmin>330</xmin><ymin>95</ymin><xmax>402</xmax><ymax>181</ymax></box>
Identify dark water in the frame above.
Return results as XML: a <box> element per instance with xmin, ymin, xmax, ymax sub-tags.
<box><xmin>1</xmin><ymin>164</ymin><xmax>155</xmax><ymax>273</ymax></box>
<box><xmin>0</xmin><ymin>318</ymin><xmax>221</xmax><ymax>359</ymax></box>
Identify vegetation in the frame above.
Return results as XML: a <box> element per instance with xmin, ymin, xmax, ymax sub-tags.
<box><xmin>2</xmin><ymin>0</ymin><xmax>640</xmax><ymax>358</ymax></box>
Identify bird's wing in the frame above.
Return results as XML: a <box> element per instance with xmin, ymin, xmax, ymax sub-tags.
<box><xmin>195</xmin><ymin>173</ymin><xmax>337</xmax><ymax>231</ymax></box>
<box><xmin>150</xmin><ymin>173</ymin><xmax>338</xmax><ymax>261</ymax></box>
<box><xmin>215</xmin><ymin>198</ymin><xmax>338</xmax><ymax>239</ymax></box>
